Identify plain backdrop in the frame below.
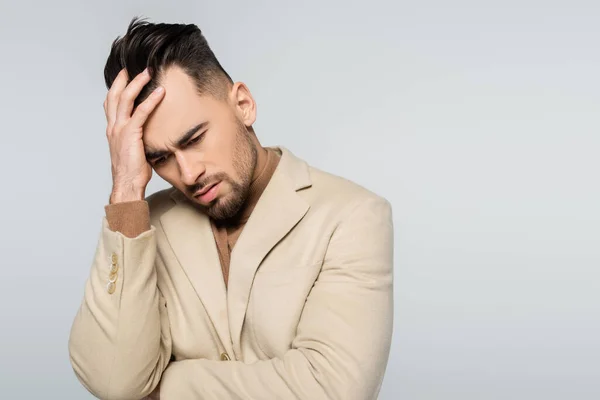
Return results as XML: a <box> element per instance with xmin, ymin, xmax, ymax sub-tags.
<box><xmin>0</xmin><ymin>0</ymin><xmax>598</xmax><ymax>399</ymax></box>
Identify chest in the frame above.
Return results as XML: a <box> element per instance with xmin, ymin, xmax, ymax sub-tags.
<box><xmin>155</xmin><ymin>215</ymin><xmax>333</xmax><ymax>362</ymax></box>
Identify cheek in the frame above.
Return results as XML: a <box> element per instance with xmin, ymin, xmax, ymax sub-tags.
<box><xmin>153</xmin><ymin>165</ymin><xmax>182</xmax><ymax>188</ymax></box>
<box><xmin>206</xmin><ymin>132</ymin><xmax>238</xmax><ymax>174</ymax></box>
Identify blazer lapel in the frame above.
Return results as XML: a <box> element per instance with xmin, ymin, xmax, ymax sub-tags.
<box><xmin>227</xmin><ymin>148</ymin><xmax>311</xmax><ymax>356</ymax></box>
<box><xmin>160</xmin><ymin>191</ymin><xmax>233</xmax><ymax>355</ymax></box>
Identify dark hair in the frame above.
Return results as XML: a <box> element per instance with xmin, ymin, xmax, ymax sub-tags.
<box><xmin>104</xmin><ymin>17</ymin><xmax>233</xmax><ymax>107</ymax></box>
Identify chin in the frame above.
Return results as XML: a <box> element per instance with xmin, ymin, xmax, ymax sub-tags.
<box><xmin>207</xmin><ymin>194</ymin><xmax>244</xmax><ymax>221</ymax></box>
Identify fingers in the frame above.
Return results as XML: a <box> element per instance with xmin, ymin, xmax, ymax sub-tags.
<box><xmin>115</xmin><ymin>68</ymin><xmax>152</xmax><ymax>124</ymax></box>
<box><xmin>105</xmin><ymin>69</ymin><xmax>129</xmax><ymax>132</ymax></box>
<box><xmin>129</xmin><ymin>86</ymin><xmax>165</xmax><ymax>128</ymax></box>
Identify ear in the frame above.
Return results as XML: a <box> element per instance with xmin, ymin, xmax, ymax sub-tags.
<box><xmin>230</xmin><ymin>82</ymin><xmax>256</xmax><ymax>127</ymax></box>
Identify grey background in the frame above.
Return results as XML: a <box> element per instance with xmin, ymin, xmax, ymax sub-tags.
<box><xmin>0</xmin><ymin>0</ymin><xmax>598</xmax><ymax>399</ymax></box>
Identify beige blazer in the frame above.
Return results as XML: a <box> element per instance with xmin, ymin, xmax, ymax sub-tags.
<box><xmin>69</xmin><ymin>147</ymin><xmax>394</xmax><ymax>400</ymax></box>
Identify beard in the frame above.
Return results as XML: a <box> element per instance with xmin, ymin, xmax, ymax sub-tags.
<box><xmin>190</xmin><ymin>120</ymin><xmax>257</xmax><ymax>221</ymax></box>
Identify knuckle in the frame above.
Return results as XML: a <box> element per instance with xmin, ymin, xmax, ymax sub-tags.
<box><xmin>119</xmin><ymin>88</ymin><xmax>132</xmax><ymax>102</ymax></box>
<box><xmin>107</xmin><ymin>92</ymin><xmax>119</xmax><ymax>105</ymax></box>
<box><xmin>137</xmin><ymin>102</ymin><xmax>150</xmax><ymax>112</ymax></box>
<box><xmin>135</xmin><ymin>104</ymin><xmax>150</xmax><ymax>117</ymax></box>
<box><xmin>107</xmin><ymin>86</ymin><xmax>119</xmax><ymax>98</ymax></box>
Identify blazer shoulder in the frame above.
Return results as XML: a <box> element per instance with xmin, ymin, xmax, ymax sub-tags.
<box><xmin>306</xmin><ymin>166</ymin><xmax>391</xmax><ymax>215</ymax></box>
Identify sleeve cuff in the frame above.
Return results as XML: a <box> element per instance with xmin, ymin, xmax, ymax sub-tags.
<box><xmin>104</xmin><ymin>200</ymin><xmax>151</xmax><ymax>238</ymax></box>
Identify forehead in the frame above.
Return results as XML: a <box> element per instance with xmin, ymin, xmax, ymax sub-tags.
<box><xmin>143</xmin><ymin>67</ymin><xmax>225</xmax><ymax>147</ymax></box>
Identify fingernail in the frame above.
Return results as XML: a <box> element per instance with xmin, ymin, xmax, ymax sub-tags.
<box><xmin>154</xmin><ymin>86</ymin><xmax>164</xmax><ymax>94</ymax></box>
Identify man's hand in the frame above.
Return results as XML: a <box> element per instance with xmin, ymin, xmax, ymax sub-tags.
<box><xmin>104</xmin><ymin>68</ymin><xmax>166</xmax><ymax>204</ymax></box>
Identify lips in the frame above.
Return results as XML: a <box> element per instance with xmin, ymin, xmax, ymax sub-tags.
<box><xmin>194</xmin><ymin>182</ymin><xmax>218</xmax><ymax>198</ymax></box>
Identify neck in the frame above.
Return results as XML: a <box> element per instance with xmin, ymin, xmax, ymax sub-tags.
<box><xmin>253</xmin><ymin>145</ymin><xmax>268</xmax><ymax>179</ymax></box>
<box><xmin>223</xmin><ymin>143</ymin><xmax>277</xmax><ymax>226</ymax></box>
<box><xmin>248</xmin><ymin>130</ymin><xmax>267</xmax><ymax>173</ymax></box>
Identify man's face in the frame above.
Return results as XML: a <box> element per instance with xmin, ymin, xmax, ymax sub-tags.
<box><xmin>143</xmin><ymin>66</ymin><xmax>257</xmax><ymax>220</ymax></box>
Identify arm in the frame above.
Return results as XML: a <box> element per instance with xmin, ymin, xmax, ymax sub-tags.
<box><xmin>68</xmin><ymin>202</ymin><xmax>172</xmax><ymax>400</ymax></box>
<box><xmin>69</xmin><ymin>66</ymin><xmax>171</xmax><ymax>399</ymax></box>
<box><xmin>159</xmin><ymin>197</ymin><xmax>394</xmax><ymax>400</ymax></box>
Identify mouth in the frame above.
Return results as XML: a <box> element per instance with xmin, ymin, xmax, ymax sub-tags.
<box><xmin>193</xmin><ymin>181</ymin><xmax>221</xmax><ymax>203</ymax></box>
<box><xmin>194</xmin><ymin>182</ymin><xmax>218</xmax><ymax>197</ymax></box>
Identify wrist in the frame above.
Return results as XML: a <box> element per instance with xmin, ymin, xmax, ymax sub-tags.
<box><xmin>110</xmin><ymin>184</ymin><xmax>145</xmax><ymax>204</ymax></box>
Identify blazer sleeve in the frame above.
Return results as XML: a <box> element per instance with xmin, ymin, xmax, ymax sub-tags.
<box><xmin>158</xmin><ymin>196</ymin><xmax>394</xmax><ymax>400</ymax></box>
<box><xmin>68</xmin><ymin>217</ymin><xmax>172</xmax><ymax>400</ymax></box>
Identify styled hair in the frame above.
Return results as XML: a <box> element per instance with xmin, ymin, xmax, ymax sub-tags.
<box><xmin>104</xmin><ymin>17</ymin><xmax>233</xmax><ymax>107</ymax></box>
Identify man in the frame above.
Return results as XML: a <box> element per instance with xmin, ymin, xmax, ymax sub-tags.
<box><xmin>69</xmin><ymin>18</ymin><xmax>394</xmax><ymax>400</ymax></box>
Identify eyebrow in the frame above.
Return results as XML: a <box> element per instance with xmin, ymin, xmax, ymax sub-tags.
<box><xmin>145</xmin><ymin>122</ymin><xmax>209</xmax><ymax>160</ymax></box>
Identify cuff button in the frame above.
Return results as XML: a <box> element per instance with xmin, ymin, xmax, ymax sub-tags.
<box><xmin>109</xmin><ymin>263</ymin><xmax>119</xmax><ymax>274</ymax></box>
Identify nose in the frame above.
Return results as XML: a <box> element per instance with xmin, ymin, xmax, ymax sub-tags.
<box><xmin>176</xmin><ymin>152</ymin><xmax>205</xmax><ymax>187</ymax></box>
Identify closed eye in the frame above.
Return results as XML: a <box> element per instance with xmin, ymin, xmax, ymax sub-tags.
<box><xmin>147</xmin><ymin>128</ymin><xmax>206</xmax><ymax>167</ymax></box>
<box><xmin>186</xmin><ymin>133</ymin><xmax>204</xmax><ymax>147</ymax></box>
<box><xmin>152</xmin><ymin>156</ymin><xmax>168</xmax><ymax>167</ymax></box>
